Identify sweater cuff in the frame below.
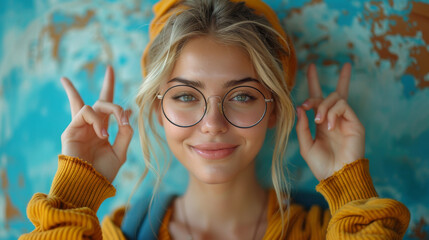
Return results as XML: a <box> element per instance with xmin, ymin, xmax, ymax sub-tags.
<box><xmin>316</xmin><ymin>159</ymin><xmax>378</xmax><ymax>215</ymax></box>
<box><xmin>49</xmin><ymin>154</ymin><xmax>116</xmax><ymax>212</ymax></box>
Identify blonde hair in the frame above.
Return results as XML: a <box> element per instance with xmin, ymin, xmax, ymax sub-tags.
<box><xmin>135</xmin><ymin>0</ymin><xmax>296</xmax><ymax>236</ymax></box>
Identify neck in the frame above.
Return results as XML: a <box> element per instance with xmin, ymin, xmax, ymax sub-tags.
<box><xmin>181</xmin><ymin>161</ymin><xmax>267</xmax><ymax>231</ymax></box>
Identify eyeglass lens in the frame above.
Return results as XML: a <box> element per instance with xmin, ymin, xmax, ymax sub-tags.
<box><xmin>161</xmin><ymin>85</ymin><xmax>268</xmax><ymax>128</ymax></box>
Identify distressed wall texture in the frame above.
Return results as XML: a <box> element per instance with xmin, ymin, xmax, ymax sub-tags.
<box><xmin>1</xmin><ymin>0</ymin><xmax>428</xmax><ymax>239</ymax></box>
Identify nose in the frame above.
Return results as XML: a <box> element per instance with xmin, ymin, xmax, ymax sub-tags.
<box><xmin>200</xmin><ymin>96</ymin><xmax>228</xmax><ymax>134</ymax></box>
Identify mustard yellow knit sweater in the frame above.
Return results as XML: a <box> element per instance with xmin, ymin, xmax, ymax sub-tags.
<box><xmin>20</xmin><ymin>155</ymin><xmax>410</xmax><ymax>239</ymax></box>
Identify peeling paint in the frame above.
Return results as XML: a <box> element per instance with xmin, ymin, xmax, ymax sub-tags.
<box><xmin>1</xmin><ymin>169</ymin><xmax>7</xmax><ymax>190</ymax></box>
<box><xmin>409</xmin><ymin>217</ymin><xmax>428</xmax><ymax>240</ymax></box>
<box><xmin>82</xmin><ymin>60</ymin><xmax>97</xmax><ymax>78</ymax></box>
<box><xmin>18</xmin><ymin>174</ymin><xmax>25</xmax><ymax>188</ymax></box>
<box><xmin>39</xmin><ymin>10</ymin><xmax>95</xmax><ymax>61</ymax></box>
<box><xmin>365</xmin><ymin>1</ymin><xmax>429</xmax><ymax>88</ymax></box>
<box><xmin>5</xmin><ymin>194</ymin><xmax>21</xmax><ymax>228</ymax></box>
<box><xmin>322</xmin><ymin>59</ymin><xmax>339</xmax><ymax>66</ymax></box>
<box><xmin>1</xmin><ymin>1</ymin><xmax>429</xmax><ymax>239</ymax></box>
<box><xmin>1</xmin><ymin>169</ymin><xmax>22</xmax><ymax>229</ymax></box>
<box><xmin>406</xmin><ymin>46</ymin><xmax>429</xmax><ymax>88</ymax></box>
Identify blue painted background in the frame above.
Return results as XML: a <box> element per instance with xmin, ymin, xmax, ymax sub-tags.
<box><xmin>1</xmin><ymin>0</ymin><xmax>429</xmax><ymax>239</ymax></box>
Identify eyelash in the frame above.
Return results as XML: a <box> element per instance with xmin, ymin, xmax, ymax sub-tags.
<box><xmin>230</xmin><ymin>93</ymin><xmax>256</xmax><ymax>103</ymax></box>
<box><xmin>172</xmin><ymin>93</ymin><xmax>198</xmax><ymax>102</ymax></box>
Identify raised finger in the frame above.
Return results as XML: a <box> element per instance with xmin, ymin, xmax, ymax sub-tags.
<box><xmin>61</xmin><ymin>77</ymin><xmax>85</xmax><ymax>117</ymax></box>
<box><xmin>307</xmin><ymin>64</ymin><xmax>323</xmax><ymax>98</ymax></box>
<box><xmin>113</xmin><ymin>109</ymin><xmax>134</xmax><ymax>164</ymax></box>
<box><xmin>295</xmin><ymin>107</ymin><xmax>313</xmax><ymax>159</ymax></box>
<box><xmin>336</xmin><ymin>63</ymin><xmax>351</xmax><ymax>99</ymax></box>
<box><xmin>99</xmin><ymin>65</ymin><xmax>115</xmax><ymax>102</ymax></box>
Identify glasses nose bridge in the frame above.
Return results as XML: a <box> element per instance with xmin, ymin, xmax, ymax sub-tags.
<box><xmin>206</xmin><ymin>95</ymin><xmax>223</xmax><ymax>115</ymax></box>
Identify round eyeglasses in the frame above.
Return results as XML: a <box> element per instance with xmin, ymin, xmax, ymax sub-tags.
<box><xmin>157</xmin><ymin>85</ymin><xmax>273</xmax><ymax>128</ymax></box>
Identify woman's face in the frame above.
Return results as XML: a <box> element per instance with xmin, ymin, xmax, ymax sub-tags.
<box><xmin>157</xmin><ymin>36</ymin><xmax>276</xmax><ymax>184</ymax></box>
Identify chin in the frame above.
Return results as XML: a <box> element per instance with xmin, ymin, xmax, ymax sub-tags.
<box><xmin>190</xmin><ymin>165</ymin><xmax>241</xmax><ymax>184</ymax></box>
<box><xmin>195</xmin><ymin>175</ymin><xmax>235</xmax><ymax>185</ymax></box>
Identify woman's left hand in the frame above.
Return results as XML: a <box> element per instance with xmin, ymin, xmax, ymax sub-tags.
<box><xmin>296</xmin><ymin>63</ymin><xmax>365</xmax><ymax>181</ymax></box>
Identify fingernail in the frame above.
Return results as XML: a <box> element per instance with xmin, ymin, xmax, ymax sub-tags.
<box><xmin>122</xmin><ymin>111</ymin><xmax>130</xmax><ymax>125</ymax></box>
<box><xmin>302</xmin><ymin>101</ymin><xmax>309</xmax><ymax>108</ymax></box>
<box><xmin>314</xmin><ymin>113</ymin><xmax>321</xmax><ymax>122</ymax></box>
<box><xmin>122</xmin><ymin>116</ymin><xmax>129</xmax><ymax>125</ymax></box>
<box><xmin>328</xmin><ymin>122</ymin><xmax>332</xmax><ymax>131</ymax></box>
<box><xmin>102</xmin><ymin>128</ymin><xmax>109</xmax><ymax>137</ymax></box>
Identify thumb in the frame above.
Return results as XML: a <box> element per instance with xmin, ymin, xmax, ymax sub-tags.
<box><xmin>296</xmin><ymin>107</ymin><xmax>313</xmax><ymax>159</ymax></box>
<box><xmin>113</xmin><ymin>109</ymin><xmax>134</xmax><ymax>163</ymax></box>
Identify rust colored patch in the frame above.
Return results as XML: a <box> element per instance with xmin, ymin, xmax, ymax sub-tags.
<box><xmin>95</xmin><ymin>30</ymin><xmax>113</xmax><ymax>61</ymax></box>
<box><xmin>406</xmin><ymin>46</ymin><xmax>429</xmax><ymax>88</ymax></box>
<box><xmin>289</xmin><ymin>8</ymin><xmax>302</xmax><ymax>15</ymax></box>
<box><xmin>39</xmin><ymin>10</ymin><xmax>95</xmax><ymax>61</ymax></box>
<box><xmin>322</xmin><ymin>59</ymin><xmax>338</xmax><ymax>66</ymax></box>
<box><xmin>124</xmin><ymin>0</ymin><xmax>143</xmax><ymax>16</ymax></box>
<box><xmin>371</xmin><ymin>35</ymin><xmax>398</xmax><ymax>67</ymax></box>
<box><xmin>288</xmin><ymin>0</ymin><xmax>325</xmax><ymax>17</ymax></box>
<box><xmin>2</xmin><ymin>169</ymin><xmax>23</xmax><ymax>228</ymax></box>
<box><xmin>80</xmin><ymin>23</ymin><xmax>113</xmax><ymax>79</ymax></box>
<box><xmin>306</xmin><ymin>53</ymin><xmax>320</xmax><ymax>62</ymax></box>
<box><xmin>409</xmin><ymin>217</ymin><xmax>428</xmax><ymax>240</ymax></box>
<box><xmin>18</xmin><ymin>174</ymin><xmax>25</xmax><ymax>188</ymax></box>
<box><xmin>302</xmin><ymin>36</ymin><xmax>330</xmax><ymax>50</ymax></box>
<box><xmin>1</xmin><ymin>169</ymin><xmax>8</xmax><ymax>189</ymax></box>
<box><xmin>5</xmin><ymin>193</ymin><xmax>22</xmax><ymax>228</ymax></box>
<box><xmin>83</xmin><ymin>60</ymin><xmax>97</xmax><ymax>78</ymax></box>
<box><xmin>409</xmin><ymin>2</ymin><xmax>429</xmax><ymax>46</ymax></box>
<box><xmin>310</xmin><ymin>0</ymin><xmax>323</xmax><ymax>4</ymax></box>
<box><xmin>347</xmin><ymin>42</ymin><xmax>354</xmax><ymax>49</ymax></box>
<box><xmin>317</xmin><ymin>24</ymin><xmax>328</xmax><ymax>31</ymax></box>
<box><xmin>375</xmin><ymin>60</ymin><xmax>380</xmax><ymax>67</ymax></box>
<box><xmin>365</xmin><ymin>1</ymin><xmax>400</xmax><ymax>67</ymax></box>
<box><xmin>365</xmin><ymin>1</ymin><xmax>429</xmax><ymax>89</ymax></box>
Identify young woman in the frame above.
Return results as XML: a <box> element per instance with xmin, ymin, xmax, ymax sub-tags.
<box><xmin>20</xmin><ymin>0</ymin><xmax>410</xmax><ymax>239</ymax></box>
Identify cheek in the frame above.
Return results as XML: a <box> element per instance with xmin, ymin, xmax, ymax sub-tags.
<box><xmin>239</xmin><ymin>120</ymin><xmax>270</xmax><ymax>156</ymax></box>
<box><xmin>244</xmin><ymin>127</ymin><xmax>267</xmax><ymax>148</ymax></box>
<box><xmin>162</xmin><ymin>120</ymin><xmax>193</xmax><ymax>154</ymax></box>
<box><xmin>163</xmin><ymin>122</ymin><xmax>186</xmax><ymax>142</ymax></box>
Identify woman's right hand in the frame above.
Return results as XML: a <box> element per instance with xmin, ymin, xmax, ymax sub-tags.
<box><xmin>60</xmin><ymin>66</ymin><xmax>133</xmax><ymax>183</ymax></box>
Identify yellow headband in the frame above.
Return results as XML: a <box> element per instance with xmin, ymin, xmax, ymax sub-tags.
<box><xmin>142</xmin><ymin>0</ymin><xmax>297</xmax><ymax>90</ymax></box>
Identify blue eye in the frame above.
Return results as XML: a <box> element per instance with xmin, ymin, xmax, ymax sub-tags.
<box><xmin>173</xmin><ymin>94</ymin><xmax>197</xmax><ymax>102</ymax></box>
<box><xmin>233</xmin><ymin>94</ymin><xmax>250</xmax><ymax>102</ymax></box>
<box><xmin>231</xmin><ymin>93</ymin><xmax>256</xmax><ymax>103</ymax></box>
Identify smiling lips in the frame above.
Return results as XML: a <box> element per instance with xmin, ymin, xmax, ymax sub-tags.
<box><xmin>191</xmin><ymin>143</ymin><xmax>238</xmax><ymax>160</ymax></box>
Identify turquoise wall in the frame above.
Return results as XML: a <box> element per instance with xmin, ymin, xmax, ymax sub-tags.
<box><xmin>1</xmin><ymin>0</ymin><xmax>428</xmax><ymax>239</ymax></box>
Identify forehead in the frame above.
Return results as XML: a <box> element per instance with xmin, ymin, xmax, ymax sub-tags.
<box><xmin>169</xmin><ymin>36</ymin><xmax>257</xmax><ymax>84</ymax></box>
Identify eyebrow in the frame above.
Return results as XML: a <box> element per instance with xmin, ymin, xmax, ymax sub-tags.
<box><xmin>167</xmin><ymin>77</ymin><xmax>259</xmax><ymax>89</ymax></box>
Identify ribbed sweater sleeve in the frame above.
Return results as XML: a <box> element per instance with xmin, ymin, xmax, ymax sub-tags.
<box><xmin>19</xmin><ymin>155</ymin><xmax>116</xmax><ymax>240</ymax></box>
<box><xmin>20</xmin><ymin>156</ymin><xmax>410</xmax><ymax>240</ymax></box>
<box><xmin>316</xmin><ymin>159</ymin><xmax>410</xmax><ymax>240</ymax></box>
